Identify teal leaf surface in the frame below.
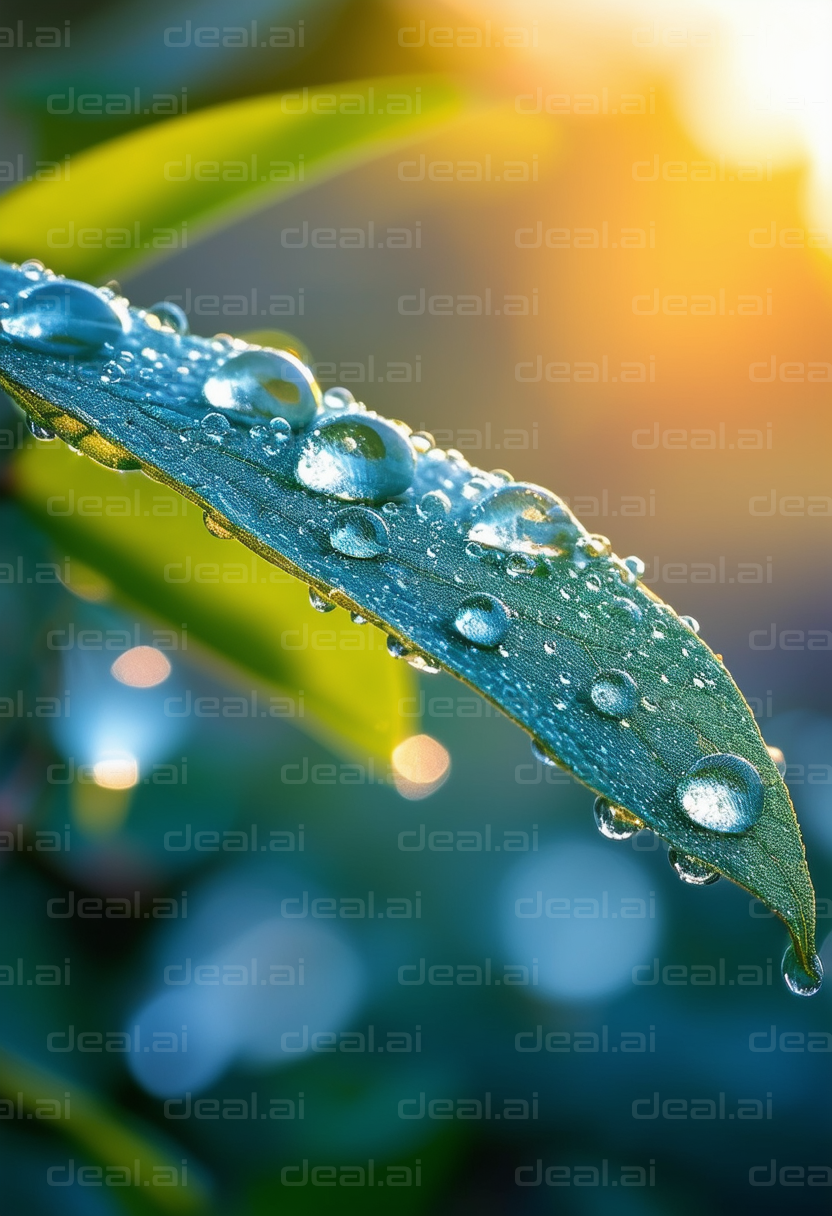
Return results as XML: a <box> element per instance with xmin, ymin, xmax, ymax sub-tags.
<box><xmin>0</xmin><ymin>259</ymin><xmax>819</xmax><ymax>989</ymax></box>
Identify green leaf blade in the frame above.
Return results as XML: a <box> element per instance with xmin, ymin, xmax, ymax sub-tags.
<box><xmin>0</xmin><ymin>258</ymin><xmax>818</xmax><ymax>986</ymax></box>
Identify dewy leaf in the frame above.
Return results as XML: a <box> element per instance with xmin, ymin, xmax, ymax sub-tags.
<box><xmin>0</xmin><ymin>259</ymin><xmax>820</xmax><ymax>991</ymax></box>
<box><xmin>0</xmin><ymin>74</ymin><xmax>468</xmax><ymax>281</ymax></box>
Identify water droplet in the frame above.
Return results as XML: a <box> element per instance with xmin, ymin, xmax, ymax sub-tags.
<box><xmin>677</xmin><ymin>754</ymin><xmax>763</xmax><ymax>834</ymax></box>
<box><xmin>350</xmin><ymin>611</ymin><xmax>368</xmax><ymax>625</ymax></box>
<box><xmin>506</xmin><ymin>554</ymin><xmax>537</xmax><ymax>578</ymax></box>
<box><xmin>781</xmin><ymin>943</ymin><xmax>823</xmax><ymax>996</ymax></box>
<box><xmin>329</xmin><ymin>507</ymin><xmax>389</xmax><ymax>559</ymax></box>
<box><xmin>531</xmin><ymin>740</ymin><xmax>557</xmax><ymax>767</ymax></box>
<box><xmin>623</xmin><ymin>555</ymin><xmax>645</xmax><ymax>578</ymax></box>
<box><xmin>418</xmin><ymin>490</ymin><xmax>451</xmax><ymax>519</ymax></box>
<box><xmin>543</xmin><ymin>640</ymin><xmax>557</xmax><ymax>655</ymax></box>
<box><xmin>387</xmin><ymin>636</ymin><xmax>412</xmax><ymax>658</ymax></box>
<box><xmin>467</xmin><ymin>483</ymin><xmax>582</xmax><ymax>555</ymax></box>
<box><xmin>452</xmin><ymin>594</ymin><xmax>510</xmax><ymax>648</ymax></box>
<box><xmin>146</xmin><ymin>301</ymin><xmax>189</xmax><ymax>334</ymax></box>
<box><xmin>578</xmin><ymin>534</ymin><xmax>612</xmax><ymax>559</ymax></box>
<box><xmin>26</xmin><ymin>414</ymin><xmax>55</xmax><ymax>440</ymax></box>
<box><xmin>199</xmin><ymin>412</ymin><xmax>232</xmax><ymax>443</ymax></box>
<box><xmin>250</xmin><ymin>416</ymin><xmax>292</xmax><ymax>455</ymax></box>
<box><xmin>2</xmin><ymin>280</ymin><xmax>123</xmax><ymax>356</ymax></box>
<box><xmin>203</xmin><ymin>349</ymin><xmax>319</xmax><ymax>427</ymax></box>
<box><xmin>680</xmin><ymin>615</ymin><xmax>700</xmax><ymax>634</ymax></box>
<box><xmin>407</xmin><ymin>653</ymin><xmax>442</xmax><ymax>674</ymax></box>
<box><xmin>203</xmin><ymin>512</ymin><xmax>232</xmax><ymax>539</ymax></box>
<box><xmin>589</xmin><ymin>670</ymin><xmax>638</xmax><ymax>718</ymax></box>
<box><xmin>296</xmin><ymin>415</ymin><xmax>415</xmax><ymax>503</ymax></box>
<box><xmin>668</xmin><ymin>849</ymin><xmax>720</xmax><ymax>885</ymax></box>
<box><xmin>594</xmin><ymin>797</ymin><xmax>644</xmax><ymax>840</ymax></box>
<box><xmin>766</xmin><ymin>745</ymin><xmax>786</xmax><ymax>777</ymax></box>
<box><xmin>309</xmin><ymin>588</ymin><xmax>336</xmax><ymax>613</ymax></box>
<box><xmin>322</xmin><ymin>386</ymin><xmax>355</xmax><ymax>409</ymax></box>
<box><xmin>410</xmin><ymin>431</ymin><xmax>434</xmax><ymax>453</ymax></box>
<box><xmin>603</xmin><ymin>597</ymin><xmax>642</xmax><ymax>627</ymax></box>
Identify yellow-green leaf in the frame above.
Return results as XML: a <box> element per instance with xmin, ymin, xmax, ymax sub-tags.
<box><xmin>0</xmin><ymin>74</ymin><xmax>468</xmax><ymax>281</ymax></box>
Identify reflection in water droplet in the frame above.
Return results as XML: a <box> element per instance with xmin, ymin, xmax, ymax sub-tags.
<box><xmin>204</xmin><ymin>349</ymin><xmax>319</xmax><ymax>427</ymax></box>
<box><xmin>781</xmin><ymin>943</ymin><xmax>823</xmax><ymax>996</ymax></box>
<box><xmin>329</xmin><ymin>507</ymin><xmax>389</xmax><ymax>559</ymax></box>
<box><xmin>146</xmin><ymin>301</ymin><xmax>189</xmax><ymax>334</ymax></box>
<box><xmin>296</xmin><ymin>415</ymin><xmax>416</xmax><ymax>503</ymax></box>
<box><xmin>467</xmin><ymin>483</ymin><xmax>583</xmax><ymax>555</ymax></box>
<box><xmin>680</xmin><ymin>615</ymin><xmax>700</xmax><ymax>634</ymax></box>
<box><xmin>418</xmin><ymin>490</ymin><xmax>451</xmax><ymax>519</ymax></box>
<box><xmin>531</xmin><ymin>740</ymin><xmax>557</xmax><ymax>767</ymax></box>
<box><xmin>309</xmin><ymin>588</ymin><xmax>336</xmax><ymax>614</ymax></box>
<box><xmin>452</xmin><ymin>594</ymin><xmax>510</xmax><ymax>648</ymax></box>
<box><xmin>677</xmin><ymin>754</ymin><xmax>763</xmax><ymax>833</ymax></box>
<box><xmin>200</xmin><ymin>412</ymin><xmax>232</xmax><ymax>443</ymax></box>
<box><xmin>2</xmin><ymin>280</ymin><xmax>123</xmax><ymax>356</ymax></box>
<box><xmin>594</xmin><ymin>797</ymin><xmax>644</xmax><ymax>840</ymax></box>
<box><xmin>667</xmin><ymin>849</ymin><xmax>720</xmax><ymax>885</ymax></box>
<box><xmin>589</xmin><ymin>670</ymin><xmax>638</xmax><ymax>718</ymax></box>
<box><xmin>26</xmin><ymin>414</ymin><xmax>55</xmax><ymax>440</ymax></box>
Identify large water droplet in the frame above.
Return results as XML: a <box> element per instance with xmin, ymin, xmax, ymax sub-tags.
<box><xmin>589</xmin><ymin>670</ymin><xmax>638</xmax><ymax>718</ymax></box>
<box><xmin>203</xmin><ymin>348</ymin><xmax>319</xmax><ymax>427</ymax></box>
<box><xmin>594</xmin><ymin>797</ymin><xmax>644</xmax><ymax>840</ymax></box>
<box><xmin>452</xmin><ymin>594</ymin><xmax>510</xmax><ymax>648</ymax></box>
<box><xmin>329</xmin><ymin>507</ymin><xmax>389</xmax><ymax>559</ymax></box>
<box><xmin>467</xmin><ymin>483</ymin><xmax>582</xmax><ymax>555</ymax></box>
<box><xmin>200</xmin><ymin>412</ymin><xmax>232</xmax><ymax>443</ymax></box>
<box><xmin>2</xmin><ymin>280</ymin><xmax>123</xmax><ymax>356</ymax></box>
<box><xmin>781</xmin><ymin>943</ymin><xmax>823</xmax><ymax>996</ymax></box>
<box><xmin>667</xmin><ymin>849</ymin><xmax>720</xmax><ymax>885</ymax></box>
<box><xmin>677</xmin><ymin>754</ymin><xmax>763</xmax><ymax>833</ymax></box>
<box><xmin>418</xmin><ymin>490</ymin><xmax>451</xmax><ymax>519</ymax></box>
<box><xmin>296</xmin><ymin>415</ymin><xmax>416</xmax><ymax>503</ymax></box>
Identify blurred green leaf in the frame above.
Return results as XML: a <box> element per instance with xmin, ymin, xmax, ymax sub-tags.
<box><xmin>0</xmin><ymin>258</ymin><xmax>819</xmax><ymax>984</ymax></box>
<box><xmin>0</xmin><ymin>1048</ymin><xmax>211</xmax><ymax>1213</ymax></box>
<box><xmin>0</xmin><ymin>75</ymin><xmax>469</xmax><ymax>281</ymax></box>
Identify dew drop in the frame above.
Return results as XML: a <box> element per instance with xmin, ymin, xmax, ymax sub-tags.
<box><xmin>26</xmin><ymin>414</ymin><xmax>55</xmax><ymax>440</ymax></box>
<box><xmin>146</xmin><ymin>301</ymin><xmax>189</xmax><ymax>334</ymax></box>
<box><xmin>2</xmin><ymin>280</ymin><xmax>124</xmax><ymax>356</ymax></box>
<box><xmin>667</xmin><ymin>849</ymin><xmax>720</xmax><ymax>885</ymax></box>
<box><xmin>543</xmin><ymin>640</ymin><xmax>557</xmax><ymax>655</ymax></box>
<box><xmin>680</xmin><ymin>615</ymin><xmax>700</xmax><ymax>634</ymax></box>
<box><xmin>203</xmin><ymin>348</ymin><xmax>319</xmax><ymax>427</ymax></box>
<box><xmin>296</xmin><ymin>415</ymin><xmax>415</xmax><ymax>503</ymax></box>
<box><xmin>467</xmin><ymin>483</ymin><xmax>583</xmax><ymax>555</ymax></box>
<box><xmin>407</xmin><ymin>653</ymin><xmax>442</xmax><ymax>674</ymax></box>
<box><xmin>322</xmin><ymin>386</ymin><xmax>355</xmax><ymax>410</ymax></box>
<box><xmin>531</xmin><ymin>740</ymin><xmax>557</xmax><ymax>767</ymax></box>
<box><xmin>589</xmin><ymin>670</ymin><xmax>638</xmax><ymax>718</ymax></box>
<box><xmin>677</xmin><ymin>754</ymin><xmax>763</xmax><ymax>834</ymax></box>
<box><xmin>203</xmin><ymin>512</ymin><xmax>232</xmax><ymax>539</ymax></box>
<box><xmin>350</xmin><ymin>612</ymin><xmax>368</xmax><ymax>625</ymax></box>
<box><xmin>623</xmin><ymin>555</ymin><xmax>645</xmax><ymax>578</ymax></box>
<box><xmin>329</xmin><ymin>507</ymin><xmax>389</xmax><ymax>559</ymax></box>
<box><xmin>418</xmin><ymin>490</ymin><xmax>451</xmax><ymax>519</ymax></box>
<box><xmin>452</xmin><ymin>594</ymin><xmax>510</xmax><ymax>648</ymax></box>
<box><xmin>766</xmin><ymin>745</ymin><xmax>787</xmax><ymax>777</ymax></box>
<box><xmin>781</xmin><ymin>943</ymin><xmax>823</xmax><ymax>996</ymax></box>
<box><xmin>506</xmin><ymin>554</ymin><xmax>537</xmax><ymax>578</ymax></box>
<box><xmin>199</xmin><ymin>412</ymin><xmax>232</xmax><ymax>443</ymax></box>
<box><xmin>605</xmin><ymin>597</ymin><xmax>642</xmax><ymax>627</ymax></box>
<box><xmin>387</xmin><ymin>636</ymin><xmax>412</xmax><ymax>658</ymax></box>
<box><xmin>594</xmin><ymin>797</ymin><xmax>644</xmax><ymax>840</ymax></box>
<box><xmin>309</xmin><ymin>588</ymin><xmax>336</xmax><ymax>614</ymax></box>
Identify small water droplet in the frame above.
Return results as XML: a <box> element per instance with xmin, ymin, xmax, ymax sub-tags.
<box><xmin>309</xmin><ymin>588</ymin><xmax>336</xmax><ymax>613</ymax></box>
<box><xmin>146</xmin><ymin>300</ymin><xmax>189</xmax><ymax>334</ymax></box>
<box><xmin>585</xmin><ymin>574</ymin><xmax>602</xmax><ymax>592</ymax></box>
<box><xmin>387</xmin><ymin>636</ymin><xmax>411</xmax><ymax>658</ymax></box>
<box><xmin>418</xmin><ymin>490</ymin><xmax>451</xmax><ymax>519</ymax></box>
<box><xmin>199</xmin><ymin>412</ymin><xmax>232</xmax><ymax>443</ymax></box>
<box><xmin>677</xmin><ymin>754</ymin><xmax>763</xmax><ymax>834</ymax></box>
<box><xmin>452</xmin><ymin>594</ymin><xmax>510</xmax><ymax>648</ymax></box>
<box><xmin>543</xmin><ymin>640</ymin><xmax>557</xmax><ymax>655</ymax></box>
<box><xmin>468</xmin><ymin>483</ymin><xmax>583</xmax><ymax>555</ymax></box>
<box><xmin>781</xmin><ymin>943</ymin><xmax>823</xmax><ymax>996</ymax></box>
<box><xmin>589</xmin><ymin>670</ymin><xmax>638</xmax><ymax>718</ymax></box>
<box><xmin>2</xmin><ymin>280</ymin><xmax>123</xmax><ymax>356</ymax></box>
<box><xmin>296</xmin><ymin>415</ymin><xmax>415</xmax><ymax>503</ymax></box>
<box><xmin>410</xmin><ymin>431</ymin><xmax>434</xmax><ymax>453</ymax></box>
<box><xmin>668</xmin><ymin>849</ymin><xmax>720</xmax><ymax>885</ymax></box>
<box><xmin>680</xmin><ymin>615</ymin><xmax>700</xmax><ymax>634</ymax></box>
<box><xmin>329</xmin><ymin>507</ymin><xmax>389</xmax><ymax>559</ymax></box>
<box><xmin>623</xmin><ymin>555</ymin><xmax>645</xmax><ymax>578</ymax></box>
<box><xmin>407</xmin><ymin>653</ymin><xmax>442</xmax><ymax>674</ymax></box>
<box><xmin>203</xmin><ymin>348</ymin><xmax>319</xmax><ymax>427</ymax></box>
<box><xmin>26</xmin><ymin>414</ymin><xmax>55</xmax><ymax>440</ymax></box>
<box><xmin>603</xmin><ymin>597</ymin><xmax>643</xmax><ymax>627</ymax></box>
<box><xmin>531</xmin><ymin>740</ymin><xmax>557</xmax><ymax>767</ymax></box>
<box><xmin>506</xmin><ymin>553</ymin><xmax>537</xmax><ymax>578</ymax></box>
<box><xmin>322</xmin><ymin>386</ymin><xmax>355</xmax><ymax>410</ymax></box>
<box><xmin>594</xmin><ymin>797</ymin><xmax>644</xmax><ymax>840</ymax></box>
<box><xmin>350</xmin><ymin>611</ymin><xmax>368</xmax><ymax>625</ymax></box>
<box><xmin>766</xmin><ymin>745</ymin><xmax>786</xmax><ymax>777</ymax></box>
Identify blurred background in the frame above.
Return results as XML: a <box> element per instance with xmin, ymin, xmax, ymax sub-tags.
<box><xmin>0</xmin><ymin>0</ymin><xmax>830</xmax><ymax>1211</ymax></box>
